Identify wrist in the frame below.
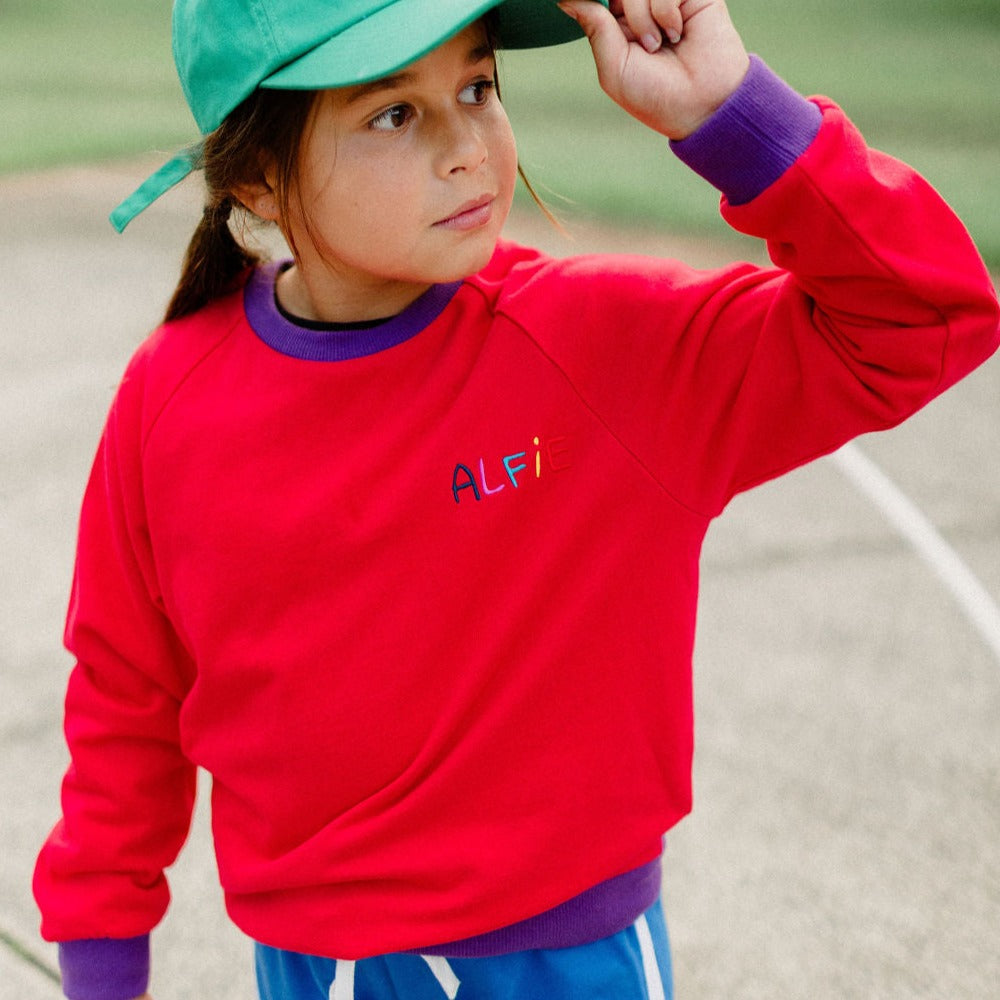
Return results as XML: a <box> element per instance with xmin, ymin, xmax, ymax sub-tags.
<box><xmin>669</xmin><ymin>53</ymin><xmax>751</xmax><ymax>141</ymax></box>
<box><xmin>669</xmin><ymin>55</ymin><xmax>823</xmax><ymax>203</ymax></box>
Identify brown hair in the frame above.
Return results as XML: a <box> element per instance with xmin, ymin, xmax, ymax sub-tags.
<box><xmin>164</xmin><ymin>88</ymin><xmax>317</xmax><ymax>322</ymax></box>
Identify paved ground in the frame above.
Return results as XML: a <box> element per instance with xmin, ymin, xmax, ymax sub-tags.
<box><xmin>1</xmin><ymin>161</ymin><xmax>998</xmax><ymax>1000</ymax></box>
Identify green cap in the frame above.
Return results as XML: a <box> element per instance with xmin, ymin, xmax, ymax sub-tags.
<box><xmin>110</xmin><ymin>0</ymin><xmax>598</xmax><ymax>232</ymax></box>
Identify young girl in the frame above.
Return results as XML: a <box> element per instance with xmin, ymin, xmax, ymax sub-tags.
<box><xmin>34</xmin><ymin>1</ymin><xmax>999</xmax><ymax>998</ymax></box>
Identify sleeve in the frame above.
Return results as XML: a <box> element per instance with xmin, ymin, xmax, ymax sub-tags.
<box><xmin>526</xmin><ymin>58</ymin><xmax>999</xmax><ymax>517</ymax></box>
<box><xmin>33</xmin><ymin>355</ymin><xmax>198</xmax><ymax>1000</ymax></box>
<box><xmin>672</xmin><ymin>60</ymin><xmax>1000</xmax><ymax>512</ymax></box>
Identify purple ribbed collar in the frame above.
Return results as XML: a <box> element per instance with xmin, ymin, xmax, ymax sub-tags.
<box><xmin>244</xmin><ymin>260</ymin><xmax>462</xmax><ymax>362</ymax></box>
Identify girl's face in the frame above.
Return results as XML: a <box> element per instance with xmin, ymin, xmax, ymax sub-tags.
<box><xmin>272</xmin><ymin>23</ymin><xmax>518</xmax><ymax>323</ymax></box>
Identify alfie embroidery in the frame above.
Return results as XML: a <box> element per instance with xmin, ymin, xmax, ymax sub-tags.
<box><xmin>452</xmin><ymin>436</ymin><xmax>571</xmax><ymax>504</ymax></box>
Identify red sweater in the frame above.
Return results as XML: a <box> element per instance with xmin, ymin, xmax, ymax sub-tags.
<box><xmin>35</xmin><ymin>69</ymin><xmax>999</xmax><ymax>989</ymax></box>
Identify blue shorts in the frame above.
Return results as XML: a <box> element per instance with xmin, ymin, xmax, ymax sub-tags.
<box><xmin>255</xmin><ymin>899</ymin><xmax>672</xmax><ymax>1000</ymax></box>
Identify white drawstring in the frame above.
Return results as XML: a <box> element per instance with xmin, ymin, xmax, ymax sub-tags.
<box><xmin>330</xmin><ymin>955</ymin><xmax>460</xmax><ymax>1000</ymax></box>
<box><xmin>330</xmin><ymin>916</ymin><xmax>661</xmax><ymax>999</ymax></box>
<box><xmin>422</xmin><ymin>955</ymin><xmax>461</xmax><ymax>998</ymax></box>
<box><xmin>330</xmin><ymin>959</ymin><xmax>355</xmax><ymax>1000</ymax></box>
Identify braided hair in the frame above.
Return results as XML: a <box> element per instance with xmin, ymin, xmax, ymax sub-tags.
<box><xmin>164</xmin><ymin>88</ymin><xmax>316</xmax><ymax>322</ymax></box>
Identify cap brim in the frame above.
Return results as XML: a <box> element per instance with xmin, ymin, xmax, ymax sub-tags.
<box><xmin>262</xmin><ymin>0</ymin><xmax>596</xmax><ymax>91</ymax></box>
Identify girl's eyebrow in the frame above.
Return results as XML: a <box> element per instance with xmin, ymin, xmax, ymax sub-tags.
<box><xmin>343</xmin><ymin>42</ymin><xmax>494</xmax><ymax>106</ymax></box>
<box><xmin>344</xmin><ymin>72</ymin><xmax>414</xmax><ymax>106</ymax></box>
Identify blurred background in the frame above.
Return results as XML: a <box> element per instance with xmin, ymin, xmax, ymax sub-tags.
<box><xmin>2</xmin><ymin>3</ymin><xmax>998</xmax><ymax>1000</ymax></box>
<box><xmin>3</xmin><ymin>0</ymin><xmax>999</xmax><ymax>264</ymax></box>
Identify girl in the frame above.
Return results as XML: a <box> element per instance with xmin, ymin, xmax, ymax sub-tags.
<box><xmin>34</xmin><ymin>1</ymin><xmax>999</xmax><ymax>999</ymax></box>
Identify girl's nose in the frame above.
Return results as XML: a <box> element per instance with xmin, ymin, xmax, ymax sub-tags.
<box><xmin>434</xmin><ymin>112</ymin><xmax>488</xmax><ymax>177</ymax></box>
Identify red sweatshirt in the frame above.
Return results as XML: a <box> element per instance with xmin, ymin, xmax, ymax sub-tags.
<box><xmin>35</xmin><ymin>60</ymin><xmax>999</xmax><ymax>997</ymax></box>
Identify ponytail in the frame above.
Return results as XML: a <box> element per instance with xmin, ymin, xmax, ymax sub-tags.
<box><xmin>163</xmin><ymin>88</ymin><xmax>318</xmax><ymax>323</ymax></box>
<box><xmin>164</xmin><ymin>196</ymin><xmax>260</xmax><ymax>322</ymax></box>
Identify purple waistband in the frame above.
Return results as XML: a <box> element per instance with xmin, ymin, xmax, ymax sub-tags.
<box><xmin>411</xmin><ymin>856</ymin><xmax>663</xmax><ymax>957</ymax></box>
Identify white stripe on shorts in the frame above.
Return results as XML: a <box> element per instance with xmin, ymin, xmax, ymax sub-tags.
<box><xmin>422</xmin><ymin>955</ymin><xmax>461</xmax><ymax>998</ymax></box>
<box><xmin>635</xmin><ymin>914</ymin><xmax>667</xmax><ymax>1000</ymax></box>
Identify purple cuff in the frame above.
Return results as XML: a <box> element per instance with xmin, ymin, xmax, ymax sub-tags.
<box><xmin>670</xmin><ymin>55</ymin><xmax>823</xmax><ymax>205</ymax></box>
<box><xmin>58</xmin><ymin>937</ymin><xmax>150</xmax><ymax>1000</ymax></box>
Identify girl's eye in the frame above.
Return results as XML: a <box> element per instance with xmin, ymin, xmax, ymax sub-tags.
<box><xmin>459</xmin><ymin>79</ymin><xmax>495</xmax><ymax>106</ymax></box>
<box><xmin>368</xmin><ymin>104</ymin><xmax>412</xmax><ymax>132</ymax></box>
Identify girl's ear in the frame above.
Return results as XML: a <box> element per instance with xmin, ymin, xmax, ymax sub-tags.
<box><xmin>233</xmin><ymin>177</ymin><xmax>280</xmax><ymax>222</ymax></box>
<box><xmin>233</xmin><ymin>162</ymin><xmax>281</xmax><ymax>222</ymax></box>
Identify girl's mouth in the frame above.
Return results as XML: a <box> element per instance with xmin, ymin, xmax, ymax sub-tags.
<box><xmin>434</xmin><ymin>195</ymin><xmax>495</xmax><ymax>230</ymax></box>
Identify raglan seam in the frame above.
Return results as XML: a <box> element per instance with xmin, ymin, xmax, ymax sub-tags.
<box><xmin>137</xmin><ymin>314</ymin><xmax>246</xmax><ymax>460</ymax></box>
<box><xmin>471</xmin><ymin>286</ymin><xmax>715</xmax><ymax>522</ymax></box>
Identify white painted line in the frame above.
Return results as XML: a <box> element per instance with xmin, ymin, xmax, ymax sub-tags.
<box><xmin>830</xmin><ymin>442</ymin><xmax>1000</xmax><ymax>662</ymax></box>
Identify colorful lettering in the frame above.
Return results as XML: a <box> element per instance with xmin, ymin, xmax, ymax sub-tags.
<box><xmin>503</xmin><ymin>452</ymin><xmax>528</xmax><ymax>488</ymax></box>
<box><xmin>478</xmin><ymin>458</ymin><xmax>506</xmax><ymax>496</ymax></box>
<box><xmin>547</xmin><ymin>436</ymin><xmax>571</xmax><ymax>471</ymax></box>
<box><xmin>453</xmin><ymin>434</ymin><xmax>571</xmax><ymax>504</ymax></box>
<box><xmin>452</xmin><ymin>464</ymin><xmax>480</xmax><ymax>504</ymax></box>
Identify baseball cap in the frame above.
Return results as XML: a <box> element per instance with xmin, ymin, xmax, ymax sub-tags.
<box><xmin>110</xmin><ymin>0</ymin><xmax>602</xmax><ymax>232</ymax></box>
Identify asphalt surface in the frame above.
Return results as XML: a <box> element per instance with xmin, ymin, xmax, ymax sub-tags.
<box><xmin>1</xmin><ymin>161</ymin><xmax>998</xmax><ymax>1000</ymax></box>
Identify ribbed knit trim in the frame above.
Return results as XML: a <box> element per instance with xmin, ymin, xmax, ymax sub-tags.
<box><xmin>413</xmin><ymin>856</ymin><xmax>663</xmax><ymax>957</ymax></box>
<box><xmin>244</xmin><ymin>260</ymin><xmax>462</xmax><ymax>361</ymax></box>
<box><xmin>58</xmin><ymin>936</ymin><xmax>150</xmax><ymax>1000</ymax></box>
<box><xmin>670</xmin><ymin>55</ymin><xmax>823</xmax><ymax>205</ymax></box>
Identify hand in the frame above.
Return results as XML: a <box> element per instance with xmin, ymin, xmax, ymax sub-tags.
<box><xmin>558</xmin><ymin>0</ymin><xmax>750</xmax><ymax>139</ymax></box>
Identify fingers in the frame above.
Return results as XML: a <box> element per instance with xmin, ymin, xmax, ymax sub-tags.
<box><xmin>558</xmin><ymin>0</ymin><xmax>749</xmax><ymax>140</ymax></box>
<box><xmin>557</xmin><ymin>0</ymin><xmax>680</xmax><ymax>99</ymax></box>
<box><xmin>558</xmin><ymin>0</ymin><xmax>631</xmax><ymax>94</ymax></box>
<box><xmin>613</xmin><ymin>0</ymin><xmax>683</xmax><ymax>51</ymax></box>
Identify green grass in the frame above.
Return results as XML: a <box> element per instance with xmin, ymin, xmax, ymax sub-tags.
<box><xmin>4</xmin><ymin>0</ymin><xmax>999</xmax><ymax>265</ymax></box>
<box><xmin>0</xmin><ymin>0</ymin><xmax>190</xmax><ymax>170</ymax></box>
